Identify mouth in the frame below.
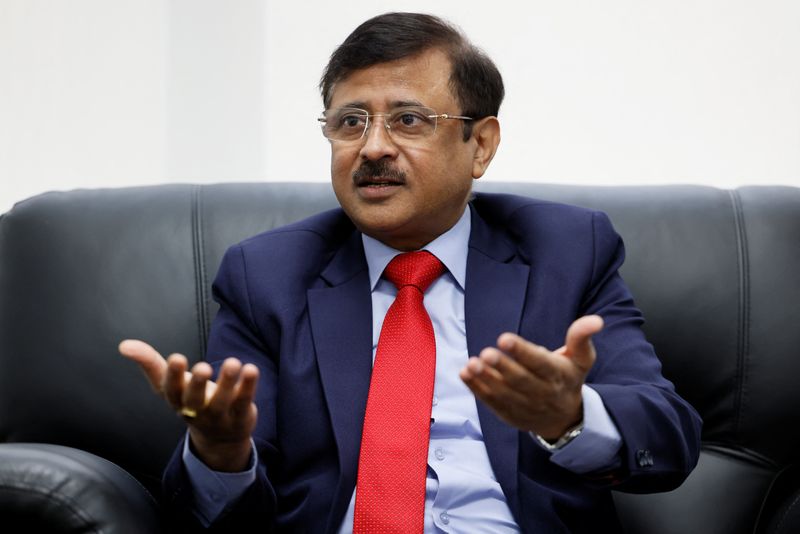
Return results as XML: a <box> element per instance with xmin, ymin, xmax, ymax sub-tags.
<box><xmin>356</xmin><ymin>177</ymin><xmax>405</xmax><ymax>188</ymax></box>
<box><xmin>352</xmin><ymin>161</ymin><xmax>407</xmax><ymax>189</ymax></box>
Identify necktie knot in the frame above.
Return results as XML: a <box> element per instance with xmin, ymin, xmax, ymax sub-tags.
<box><xmin>384</xmin><ymin>251</ymin><xmax>445</xmax><ymax>293</ymax></box>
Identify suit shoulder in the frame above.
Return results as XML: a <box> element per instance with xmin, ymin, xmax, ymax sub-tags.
<box><xmin>234</xmin><ymin>208</ymin><xmax>354</xmax><ymax>252</ymax></box>
<box><xmin>216</xmin><ymin>208</ymin><xmax>356</xmax><ymax>286</ymax></box>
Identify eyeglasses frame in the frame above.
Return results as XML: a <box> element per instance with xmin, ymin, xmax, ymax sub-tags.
<box><xmin>317</xmin><ymin>107</ymin><xmax>474</xmax><ymax>142</ymax></box>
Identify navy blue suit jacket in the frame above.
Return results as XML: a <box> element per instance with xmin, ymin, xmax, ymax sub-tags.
<box><xmin>163</xmin><ymin>193</ymin><xmax>702</xmax><ymax>533</ymax></box>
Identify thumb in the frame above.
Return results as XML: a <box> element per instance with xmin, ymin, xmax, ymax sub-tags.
<box><xmin>564</xmin><ymin>315</ymin><xmax>604</xmax><ymax>371</ymax></box>
<box><xmin>119</xmin><ymin>339</ymin><xmax>167</xmax><ymax>391</ymax></box>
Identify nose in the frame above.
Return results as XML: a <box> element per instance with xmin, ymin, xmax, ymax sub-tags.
<box><xmin>359</xmin><ymin>114</ymin><xmax>399</xmax><ymax>161</ymax></box>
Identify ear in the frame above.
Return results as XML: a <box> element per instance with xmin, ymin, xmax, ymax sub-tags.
<box><xmin>470</xmin><ymin>117</ymin><xmax>501</xmax><ymax>179</ymax></box>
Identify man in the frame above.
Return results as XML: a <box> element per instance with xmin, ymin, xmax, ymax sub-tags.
<box><xmin>120</xmin><ymin>12</ymin><xmax>701</xmax><ymax>533</ymax></box>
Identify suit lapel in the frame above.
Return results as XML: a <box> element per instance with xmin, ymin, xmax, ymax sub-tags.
<box><xmin>465</xmin><ymin>204</ymin><xmax>531</xmax><ymax>518</ymax></box>
<box><xmin>306</xmin><ymin>230</ymin><xmax>372</xmax><ymax>529</ymax></box>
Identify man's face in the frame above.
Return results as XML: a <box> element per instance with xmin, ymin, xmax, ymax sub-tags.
<box><xmin>326</xmin><ymin>48</ymin><xmax>480</xmax><ymax>251</ymax></box>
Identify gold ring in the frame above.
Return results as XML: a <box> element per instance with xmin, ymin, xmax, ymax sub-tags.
<box><xmin>180</xmin><ymin>407</ymin><xmax>198</xmax><ymax>419</ymax></box>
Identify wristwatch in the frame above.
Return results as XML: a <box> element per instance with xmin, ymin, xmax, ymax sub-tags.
<box><xmin>534</xmin><ymin>420</ymin><xmax>584</xmax><ymax>451</ymax></box>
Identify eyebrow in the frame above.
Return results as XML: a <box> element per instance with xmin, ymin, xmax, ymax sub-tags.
<box><xmin>337</xmin><ymin>99</ymin><xmax>427</xmax><ymax>111</ymax></box>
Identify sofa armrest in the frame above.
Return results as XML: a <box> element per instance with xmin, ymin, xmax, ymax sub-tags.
<box><xmin>614</xmin><ymin>445</ymin><xmax>778</xmax><ymax>534</ymax></box>
<box><xmin>756</xmin><ymin>464</ymin><xmax>800</xmax><ymax>534</ymax></box>
<box><xmin>0</xmin><ymin>443</ymin><xmax>162</xmax><ymax>533</ymax></box>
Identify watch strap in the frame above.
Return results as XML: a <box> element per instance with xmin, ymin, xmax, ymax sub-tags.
<box><xmin>534</xmin><ymin>421</ymin><xmax>585</xmax><ymax>451</ymax></box>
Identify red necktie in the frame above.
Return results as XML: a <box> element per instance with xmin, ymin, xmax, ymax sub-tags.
<box><xmin>353</xmin><ymin>251</ymin><xmax>445</xmax><ymax>533</ymax></box>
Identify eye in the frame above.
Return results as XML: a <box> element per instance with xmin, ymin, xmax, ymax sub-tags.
<box><xmin>394</xmin><ymin>110</ymin><xmax>426</xmax><ymax>128</ymax></box>
<box><xmin>398</xmin><ymin>112</ymin><xmax>422</xmax><ymax>126</ymax></box>
<box><xmin>321</xmin><ymin>108</ymin><xmax>369</xmax><ymax>141</ymax></box>
<box><xmin>337</xmin><ymin>111</ymin><xmax>367</xmax><ymax>129</ymax></box>
<box><xmin>391</xmin><ymin>108</ymin><xmax>436</xmax><ymax>133</ymax></box>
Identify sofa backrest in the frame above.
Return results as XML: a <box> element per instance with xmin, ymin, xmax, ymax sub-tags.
<box><xmin>1</xmin><ymin>182</ymin><xmax>798</xmax><ymax>532</ymax></box>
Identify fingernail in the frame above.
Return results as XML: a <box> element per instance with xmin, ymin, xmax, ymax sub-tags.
<box><xmin>483</xmin><ymin>351</ymin><xmax>500</xmax><ymax>366</ymax></box>
<box><xmin>498</xmin><ymin>334</ymin><xmax>515</xmax><ymax>351</ymax></box>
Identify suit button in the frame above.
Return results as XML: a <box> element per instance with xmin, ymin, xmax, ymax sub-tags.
<box><xmin>636</xmin><ymin>449</ymin><xmax>654</xmax><ymax>468</ymax></box>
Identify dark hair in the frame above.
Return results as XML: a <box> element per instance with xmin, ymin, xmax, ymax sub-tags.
<box><xmin>319</xmin><ymin>12</ymin><xmax>504</xmax><ymax>141</ymax></box>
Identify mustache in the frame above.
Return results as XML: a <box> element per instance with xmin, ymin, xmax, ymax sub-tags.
<box><xmin>352</xmin><ymin>159</ymin><xmax>407</xmax><ymax>184</ymax></box>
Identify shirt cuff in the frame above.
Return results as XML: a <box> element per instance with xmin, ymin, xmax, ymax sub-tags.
<box><xmin>536</xmin><ymin>384</ymin><xmax>622</xmax><ymax>474</ymax></box>
<box><xmin>182</xmin><ymin>433</ymin><xmax>258</xmax><ymax>526</ymax></box>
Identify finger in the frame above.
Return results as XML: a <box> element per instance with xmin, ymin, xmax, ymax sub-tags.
<box><xmin>496</xmin><ymin>333</ymin><xmax>561</xmax><ymax>381</ymax></box>
<box><xmin>564</xmin><ymin>315</ymin><xmax>603</xmax><ymax>371</ymax></box>
<box><xmin>460</xmin><ymin>360</ymin><xmax>500</xmax><ymax>402</ymax></box>
<box><xmin>164</xmin><ymin>354</ymin><xmax>190</xmax><ymax>409</ymax></box>
<box><xmin>460</xmin><ymin>356</ymin><xmax>493</xmax><ymax>397</ymax></box>
<box><xmin>478</xmin><ymin>345</ymin><xmax>550</xmax><ymax>393</ymax></box>
<box><xmin>182</xmin><ymin>361</ymin><xmax>214</xmax><ymax>413</ymax></box>
<box><xmin>205</xmin><ymin>358</ymin><xmax>243</xmax><ymax>415</ymax></box>
<box><xmin>460</xmin><ymin>354</ymin><xmax>530</xmax><ymax>406</ymax></box>
<box><xmin>118</xmin><ymin>339</ymin><xmax>167</xmax><ymax>391</ymax></box>
<box><xmin>461</xmin><ymin>371</ymin><xmax>531</xmax><ymax>424</ymax></box>
<box><xmin>230</xmin><ymin>363</ymin><xmax>259</xmax><ymax>416</ymax></box>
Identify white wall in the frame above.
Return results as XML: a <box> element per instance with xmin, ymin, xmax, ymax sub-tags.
<box><xmin>2</xmin><ymin>0</ymin><xmax>799</xmax><ymax>214</ymax></box>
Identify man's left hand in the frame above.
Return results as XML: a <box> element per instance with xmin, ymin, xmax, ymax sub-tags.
<box><xmin>459</xmin><ymin>315</ymin><xmax>603</xmax><ymax>441</ymax></box>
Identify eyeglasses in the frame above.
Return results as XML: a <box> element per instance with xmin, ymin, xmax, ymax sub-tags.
<box><xmin>318</xmin><ymin>106</ymin><xmax>473</xmax><ymax>143</ymax></box>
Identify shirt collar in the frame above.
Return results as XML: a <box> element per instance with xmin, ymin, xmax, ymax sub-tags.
<box><xmin>361</xmin><ymin>205</ymin><xmax>471</xmax><ymax>291</ymax></box>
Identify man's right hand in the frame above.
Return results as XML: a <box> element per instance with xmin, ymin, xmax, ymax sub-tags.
<box><xmin>119</xmin><ymin>340</ymin><xmax>259</xmax><ymax>472</ymax></box>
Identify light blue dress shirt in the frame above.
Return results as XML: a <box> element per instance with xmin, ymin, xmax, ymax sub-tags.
<box><xmin>184</xmin><ymin>205</ymin><xmax>623</xmax><ymax>531</ymax></box>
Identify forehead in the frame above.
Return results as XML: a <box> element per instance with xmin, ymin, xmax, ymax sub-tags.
<box><xmin>328</xmin><ymin>48</ymin><xmax>458</xmax><ymax>111</ymax></box>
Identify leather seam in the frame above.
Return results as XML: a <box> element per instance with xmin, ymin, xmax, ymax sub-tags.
<box><xmin>192</xmin><ymin>185</ymin><xmax>210</xmax><ymax>359</ymax></box>
<box><xmin>728</xmin><ymin>189</ymin><xmax>750</xmax><ymax>439</ymax></box>
<box><xmin>0</xmin><ymin>484</ymin><xmax>99</xmax><ymax>532</ymax></box>
<box><xmin>775</xmin><ymin>493</ymin><xmax>800</xmax><ymax>533</ymax></box>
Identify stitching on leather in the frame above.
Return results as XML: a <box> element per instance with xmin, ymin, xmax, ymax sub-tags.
<box><xmin>729</xmin><ymin>189</ymin><xmax>750</xmax><ymax>439</ymax></box>
<box><xmin>192</xmin><ymin>185</ymin><xmax>209</xmax><ymax>360</ymax></box>
<box><xmin>774</xmin><ymin>493</ymin><xmax>800</xmax><ymax>533</ymax></box>
<box><xmin>1</xmin><ymin>484</ymin><xmax>99</xmax><ymax>532</ymax></box>
<box><xmin>198</xmin><ymin>186</ymin><xmax>211</xmax><ymax>344</ymax></box>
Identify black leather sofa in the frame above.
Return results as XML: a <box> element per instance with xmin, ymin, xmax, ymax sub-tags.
<box><xmin>0</xmin><ymin>182</ymin><xmax>798</xmax><ymax>533</ymax></box>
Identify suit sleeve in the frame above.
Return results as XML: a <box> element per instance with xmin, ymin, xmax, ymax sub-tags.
<box><xmin>162</xmin><ymin>244</ymin><xmax>279</xmax><ymax>532</ymax></box>
<box><xmin>582</xmin><ymin>211</ymin><xmax>702</xmax><ymax>492</ymax></box>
